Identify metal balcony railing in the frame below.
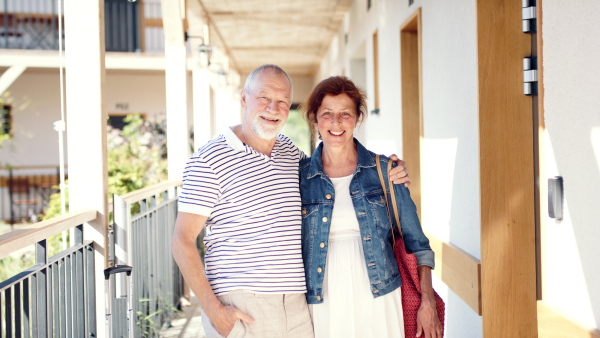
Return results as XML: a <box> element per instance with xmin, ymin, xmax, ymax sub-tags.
<box><xmin>0</xmin><ymin>180</ymin><xmax>185</xmax><ymax>337</ymax></box>
<box><xmin>0</xmin><ymin>0</ymin><xmax>165</xmax><ymax>53</ymax></box>
<box><xmin>111</xmin><ymin>180</ymin><xmax>183</xmax><ymax>337</ymax></box>
<box><xmin>0</xmin><ymin>209</ymin><xmax>98</xmax><ymax>336</ymax></box>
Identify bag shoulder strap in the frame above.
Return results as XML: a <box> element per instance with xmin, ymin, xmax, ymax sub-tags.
<box><xmin>375</xmin><ymin>155</ymin><xmax>404</xmax><ymax>240</ymax></box>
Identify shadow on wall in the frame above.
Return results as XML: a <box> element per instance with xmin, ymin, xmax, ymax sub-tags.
<box><xmin>546</xmin><ymin>121</ymin><xmax>600</xmax><ymax>328</ymax></box>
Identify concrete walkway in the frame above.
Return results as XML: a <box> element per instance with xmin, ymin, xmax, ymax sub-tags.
<box><xmin>160</xmin><ymin>296</ymin><xmax>206</xmax><ymax>338</ymax></box>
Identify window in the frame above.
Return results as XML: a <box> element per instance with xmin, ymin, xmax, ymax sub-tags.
<box><xmin>1</xmin><ymin>105</ymin><xmax>12</xmax><ymax>138</ymax></box>
<box><xmin>108</xmin><ymin>113</ymin><xmax>146</xmax><ymax>130</ymax></box>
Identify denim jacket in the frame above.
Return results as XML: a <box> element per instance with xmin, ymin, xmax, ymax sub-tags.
<box><xmin>299</xmin><ymin>139</ymin><xmax>435</xmax><ymax>304</ymax></box>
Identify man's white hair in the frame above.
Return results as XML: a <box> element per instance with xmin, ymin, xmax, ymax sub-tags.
<box><xmin>244</xmin><ymin>64</ymin><xmax>293</xmax><ymax>100</ymax></box>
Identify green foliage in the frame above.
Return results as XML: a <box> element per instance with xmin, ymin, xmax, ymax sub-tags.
<box><xmin>0</xmin><ymin>227</ymin><xmax>66</xmax><ymax>282</ymax></box>
<box><xmin>136</xmin><ymin>294</ymin><xmax>181</xmax><ymax>336</ymax></box>
<box><xmin>0</xmin><ymin>115</ymin><xmax>169</xmax><ymax>282</ymax></box>
<box><xmin>42</xmin><ymin>182</ymin><xmax>69</xmax><ymax>221</ymax></box>
<box><xmin>42</xmin><ymin>114</ymin><xmax>168</xmax><ymax>221</ymax></box>
<box><xmin>0</xmin><ymin>248</ymin><xmax>34</xmax><ymax>282</ymax></box>
<box><xmin>280</xmin><ymin>109</ymin><xmax>311</xmax><ymax>155</ymax></box>
<box><xmin>107</xmin><ymin>114</ymin><xmax>168</xmax><ymax>196</ymax></box>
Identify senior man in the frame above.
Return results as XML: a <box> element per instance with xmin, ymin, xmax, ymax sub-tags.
<box><xmin>171</xmin><ymin>64</ymin><xmax>410</xmax><ymax>338</ymax></box>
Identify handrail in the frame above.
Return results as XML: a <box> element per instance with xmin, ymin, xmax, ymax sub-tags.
<box><xmin>119</xmin><ymin>179</ymin><xmax>181</xmax><ymax>204</ymax></box>
<box><xmin>0</xmin><ymin>165</ymin><xmax>67</xmax><ymax>171</ymax></box>
<box><xmin>0</xmin><ymin>209</ymin><xmax>97</xmax><ymax>259</ymax></box>
<box><xmin>427</xmin><ymin>233</ymin><xmax>482</xmax><ymax>315</ymax></box>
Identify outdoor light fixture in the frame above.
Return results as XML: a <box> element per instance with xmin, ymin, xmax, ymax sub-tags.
<box><xmin>208</xmin><ymin>63</ymin><xmax>228</xmax><ymax>88</ymax></box>
<box><xmin>197</xmin><ymin>40</ymin><xmax>213</xmax><ymax>67</ymax></box>
<box><xmin>185</xmin><ymin>31</ymin><xmax>213</xmax><ymax>67</ymax></box>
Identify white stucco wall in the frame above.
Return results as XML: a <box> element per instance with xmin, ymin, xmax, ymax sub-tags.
<box><xmin>541</xmin><ymin>1</ymin><xmax>600</xmax><ymax>331</ymax></box>
<box><xmin>316</xmin><ymin>0</ymin><xmax>483</xmax><ymax>336</ymax></box>
<box><xmin>1</xmin><ymin>69</ymin><xmax>65</xmax><ymax>166</ymax></box>
<box><xmin>420</xmin><ymin>1</ymin><xmax>481</xmax><ymax>336</ymax></box>
<box><xmin>0</xmin><ymin>69</ymin><xmax>171</xmax><ymax>167</ymax></box>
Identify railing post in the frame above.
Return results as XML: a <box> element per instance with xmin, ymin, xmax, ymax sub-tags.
<box><xmin>8</xmin><ymin>167</ymin><xmax>14</xmax><ymax>225</ymax></box>
<box><xmin>35</xmin><ymin>238</ymin><xmax>48</xmax><ymax>336</ymax></box>
<box><xmin>112</xmin><ymin>194</ymin><xmax>132</xmax><ymax>266</ymax></box>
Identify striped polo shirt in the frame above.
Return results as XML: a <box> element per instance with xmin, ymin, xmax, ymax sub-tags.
<box><xmin>178</xmin><ymin>127</ymin><xmax>307</xmax><ymax>295</ymax></box>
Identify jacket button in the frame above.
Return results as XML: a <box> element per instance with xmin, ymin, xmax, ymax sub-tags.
<box><xmin>302</xmin><ymin>209</ymin><xmax>306</xmax><ymax>215</ymax></box>
<box><xmin>325</xmin><ymin>194</ymin><xmax>332</xmax><ymax>199</ymax></box>
<box><xmin>322</xmin><ymin>217</ymin><xmax>328</xmax><ymax>222</ymax></box>
<box><xmin>317</xmin><ymin>295</ymin><xmax>322</xmax><ymax>301</ymax></box>
<box><xmin>320</xmin><ymin>242</ymin><xmax>325</xmax><ymax>248</ymax></box>
<box><xmin>317</xmin><ymin>267</ymin><xmax>323</xmax><ymax>273</ymax></box>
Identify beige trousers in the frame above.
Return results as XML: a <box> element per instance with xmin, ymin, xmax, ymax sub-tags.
<box><xmin>202</xmin><ymin>290</ymin><xmax>314</xmax><ymax>338</ymax></box>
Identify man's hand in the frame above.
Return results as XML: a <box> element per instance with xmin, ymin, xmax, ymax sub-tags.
<box><xmin>415</xmin><ymin>293</ymin><xmax>442</xmax><ymax>338</ymax></box>
<box><xmin>171</xmin><ymin>212</ymin><xmax>254</xmax><ymax>336</ymax></box>
<box><xmin>388</xmin><ymin>154</ymin><xmax>411</xmax><ymax>187</ymax></box>
<box><xmin>208</xmin><ymin>303</ymin><xmax>255</xmax><ymax>336</ymax></box>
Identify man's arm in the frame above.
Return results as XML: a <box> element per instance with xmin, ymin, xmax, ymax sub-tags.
<box><xmin>171</xmin><ymin>212</ymin><xmax>254</xmax><ymax>336</ymax></box>
<box><xmin>389</xmin><ymin>154</ymin><xmax>411</xmax><ymax>187</ymax></box>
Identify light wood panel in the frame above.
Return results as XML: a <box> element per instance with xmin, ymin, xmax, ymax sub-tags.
<box><xmin>373</xmin><ymin>30</ymin><xmax>380</xmax><ymax>111</ymax></box>
<box><xmin>477</xmin><ymin>0</ymin><xmax>538</xmax><ymax>336</ymax></box>
<box><xmin>400</xmin><ymin>8</ymin><xmax>422</xmax><ymax>217</ymax></box>
<box><xmin>428</xmin><ymin>233</ymin><xmax>482</xmax><ymax>315</ymax></box>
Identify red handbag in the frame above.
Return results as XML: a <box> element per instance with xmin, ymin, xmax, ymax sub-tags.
<box><xmin>376</xmin><ymin>155</ymin><xmax>445</xmax><ymax>337</ymax></box>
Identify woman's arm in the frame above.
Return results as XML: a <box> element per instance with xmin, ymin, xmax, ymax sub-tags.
<box><xmin>387</xmin><ymin>160</ymin><xmax>441</xmax><ymax>337</ymax></box>
<box><xmin>416</xmin><ymin>265</ymin><xmax>442</xmax><ymax>338</ymax></box>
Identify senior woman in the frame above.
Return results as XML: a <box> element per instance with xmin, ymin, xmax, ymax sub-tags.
<box><xmin>299</xmin><ymin>76</ymin><xmax>442</xmax><ymax>338</ymax></box>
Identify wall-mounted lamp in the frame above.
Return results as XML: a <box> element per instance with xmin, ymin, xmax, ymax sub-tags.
<box><xmin>208</xmin><ymin>63</ymin><xmax>228</xmax><ymax>88</ymax></box>
<box><xmin>197</xmin><ymin>41</ymin><xmax>213</xmax><ymax>67</ymax></box>
<box><xmin>185</xmin><ymin>32</ymin><xmax>213</xmax><ymax>67</ymax></box>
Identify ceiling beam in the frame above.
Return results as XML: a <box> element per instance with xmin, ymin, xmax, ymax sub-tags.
<box><xmin>191</xmin><ymin>0</ymin><xmax>241</xmax><ymax>73</ymax></box>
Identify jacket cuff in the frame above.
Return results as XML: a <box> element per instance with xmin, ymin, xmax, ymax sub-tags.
<box><xmin>414</xmin><ymin>250</ymin><xmax>435</xmax><ymax>269</ymax></box>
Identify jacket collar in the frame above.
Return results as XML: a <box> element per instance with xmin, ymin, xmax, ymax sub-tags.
<box><xmin>307</xmin><ymin>138</ymin><xmax>376</xmax><ymax>179</ymax></box>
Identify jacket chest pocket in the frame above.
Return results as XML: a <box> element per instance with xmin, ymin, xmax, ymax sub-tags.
<box><xmin>365</xmin><ymin>193</ymin><xmax>393</xmax><ymax>233</ymax></box>
<box><xmin>301</xmin><ymin>204</ymin><xmax>320</xmax><ymax>240</ymax></box>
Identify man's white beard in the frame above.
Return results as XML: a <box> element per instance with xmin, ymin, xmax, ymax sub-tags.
<box><xmin>252</xmin><ymin>115</ymin><xmax>284</xmax><ymax>140</ymax></box>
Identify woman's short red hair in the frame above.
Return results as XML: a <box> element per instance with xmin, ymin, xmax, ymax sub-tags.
<box><xmin>302</xmin><ymin>76</ymin><xmax>367</xmax><ymax>124</ymax></box>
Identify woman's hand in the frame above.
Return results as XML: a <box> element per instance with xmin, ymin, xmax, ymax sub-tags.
<box><xmin>415</xmin><ymin>293</ymin><xmax>442</xmax><ymax>337</ymax></box>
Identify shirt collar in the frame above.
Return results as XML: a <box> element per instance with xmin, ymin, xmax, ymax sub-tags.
<box><xmin>223</xmin><ymin>126</ymin><xmax>246</xmax><ymax>152</ymax></box>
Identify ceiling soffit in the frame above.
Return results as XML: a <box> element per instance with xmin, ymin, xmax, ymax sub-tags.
<box><xmin>190</xmin><ymin>0</ymin><xmax>351</xmax><ymax>76</ymax></box>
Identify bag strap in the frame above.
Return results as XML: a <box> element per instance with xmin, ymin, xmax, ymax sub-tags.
<box><xmin>375</xmin><ymin>155</ymin><xmax>404</xmax><ymax>242</ymax></box>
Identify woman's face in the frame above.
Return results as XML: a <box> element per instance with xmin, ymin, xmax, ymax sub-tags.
<box><xmin>315</xmin><ymin>93</ymin><xmax>358</xmax><ymax>148</ymax></box>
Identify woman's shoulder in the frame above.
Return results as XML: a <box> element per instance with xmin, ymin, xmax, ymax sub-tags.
<box><xmin>299</xmin><ymin>156</ymin><xmax>311</xmax><ymax>170</ymax></box>
<box><xmin>369</xmin><ymin>151</ymin><xmax>392</xmax><ymax>165</ymax></box>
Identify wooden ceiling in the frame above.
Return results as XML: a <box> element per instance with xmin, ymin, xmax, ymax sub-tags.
<box><xmin>188</xmin><ymin>0</ymin><xmax>352</xmax><ymax>76</ymax></box>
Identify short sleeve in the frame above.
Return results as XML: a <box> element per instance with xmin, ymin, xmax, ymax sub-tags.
<box><xmin>177</xmin><ymin>155</ymin><xmax>220</xmax><ymax>216</ymax></box>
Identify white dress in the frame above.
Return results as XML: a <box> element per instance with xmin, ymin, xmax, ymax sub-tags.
<box><xmin>309</xmin><ymin>175</ymin><xmax>405</xmax><ymax>338</ymax></box>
